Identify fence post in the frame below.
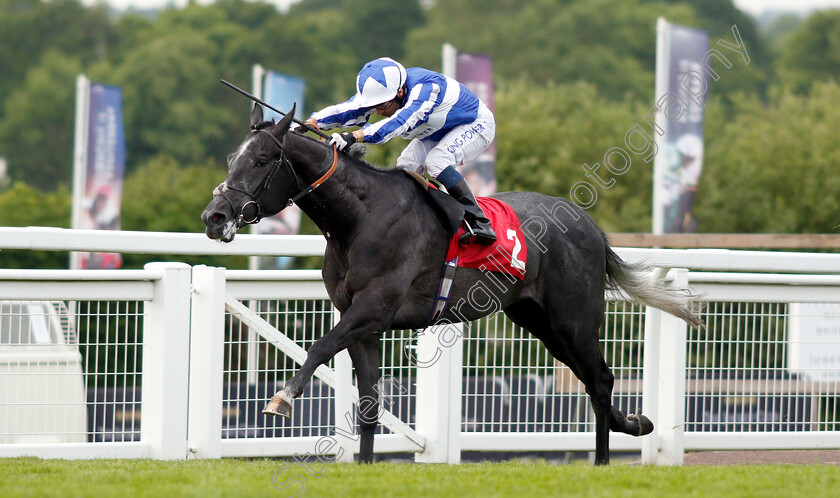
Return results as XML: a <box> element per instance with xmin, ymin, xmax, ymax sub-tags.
<box><xmin>141</xmin><ymin>262</ymin><xmax>192</xmax><ymax>459</ymax></box>
<box><xmin>414</xmin><ymin>322</ymin><xmax>463</xmax><ymax>464</ymax></box>
<box><xmin>333</xmin><ymin>306</ymin><xmax>357</xmax><ymax>462</ymax></box>
<box><xmin>641</xmin><ymin>305</ymin><xmax>662</xmax><ymax>464</ymax></box>
<box><xmin>648</xmin><ymin>268</ymin><xmax>688</xmax><ymax>465</ymax></box>
<box><xmin>187</xmin><ymin>265</ymin><xmax>226</xmax><ymax>459</ymax></box>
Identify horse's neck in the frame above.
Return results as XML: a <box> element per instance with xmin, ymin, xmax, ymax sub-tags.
<box><xmin>288</xmin><ymin>136</ymin><xmax>395</xmax><ymax>238</ymax></box>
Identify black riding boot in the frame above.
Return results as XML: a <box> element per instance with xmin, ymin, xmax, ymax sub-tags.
<box><xmin>447</xmin><ymin>179</ymin><xmax>497</xmax><ymax>244</ymax></box>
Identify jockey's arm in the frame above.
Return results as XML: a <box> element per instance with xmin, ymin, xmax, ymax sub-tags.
<box><xmin>357</xmin><ymin>84</ymin><xmax>436</xmax><ymax>144</ymax></box>
<box><xmin>308</xmin><ymin>98</ymin><xmax>374</xmax><ymax>131</ymax></box>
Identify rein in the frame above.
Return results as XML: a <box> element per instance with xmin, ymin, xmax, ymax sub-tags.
<box><xmin>215</xmin><ymin>130</ymin><xmax>338</xmax><ymax>227</ymax></box>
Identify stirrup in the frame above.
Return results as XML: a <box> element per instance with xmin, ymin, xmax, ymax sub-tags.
<box><xmin>459</xmin><ymin>220</ymin><xmax>497</xmax><ymax>245</ymax></box>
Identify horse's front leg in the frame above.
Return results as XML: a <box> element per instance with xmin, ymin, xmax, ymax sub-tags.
<box><xmin>346</xmin><ymin>334</ymin><xmax>381</xmax><ymax>463</ymax></box>
<box><xmin>263</xmin><ymin>290</ymin><xmax>397</xmax><ymax>418</ymax></box>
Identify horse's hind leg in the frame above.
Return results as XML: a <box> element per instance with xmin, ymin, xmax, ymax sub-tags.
<box><xmin>346</xmin><ymin>333</ymin><xmax>381</xmax><ymax>464</ymax></box>
<box><xmin>504</xmin><ymin>300</ymin><xmax>651</xmax><ymax>465</ymax></box>
<box><xmin>504</xmin><ymin>301</ymin><xmax>611</xmax><ymax>463</ymax></box>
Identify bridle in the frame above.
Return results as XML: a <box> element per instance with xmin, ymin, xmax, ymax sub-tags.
<box><xmin>214</xmin><ymin>129</ymin><xmax>338</xmax><ymax>227</ymax></box>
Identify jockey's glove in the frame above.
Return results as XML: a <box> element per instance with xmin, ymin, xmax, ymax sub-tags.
<box><xmin>329</xmin><ymin>131</ymin><xmax>356</xmax><ymax>151</ymax></box>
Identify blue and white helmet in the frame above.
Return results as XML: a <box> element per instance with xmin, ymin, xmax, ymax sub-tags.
<box><xmin>354</xmin><ymin>57</ymin><xmax>407</xmax><ymax>108</ymax></box>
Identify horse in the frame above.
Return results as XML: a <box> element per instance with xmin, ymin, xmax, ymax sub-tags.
<box><xmin>201</xmin><ymin>104</ymin><xmax>704</xmax><ymax>465</ymax></box>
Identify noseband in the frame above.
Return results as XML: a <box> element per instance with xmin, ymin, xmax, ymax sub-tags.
<box><xmin>214</xmin><ymin>130</ymin><xmax>338</xmax><ymax>227</ymax></box>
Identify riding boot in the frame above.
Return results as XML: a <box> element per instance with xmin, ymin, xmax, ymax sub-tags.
<box><xmin>447</xmin><ymin>179</ymin><xmax>497</xmax><ymax>244</ymax></box>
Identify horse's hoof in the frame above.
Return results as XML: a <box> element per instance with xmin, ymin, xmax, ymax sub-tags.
<box><xmin>262</xmin><ymin>393</ymin><xmax>293</xmax><ymax>418</ymax></box>
<box><xmin>627</xmin><ymin>413</ymin><xmax>654</xmax><ymax>436</ymax></box>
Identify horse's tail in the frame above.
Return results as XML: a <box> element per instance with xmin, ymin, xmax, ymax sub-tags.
<box><xmin>603</xmin><ymin>237</ymin><xmax>705</xmax><ymax>329</ymax></box>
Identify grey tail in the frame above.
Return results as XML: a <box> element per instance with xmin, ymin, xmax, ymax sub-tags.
<box><xmin>603</xmin><ymin>237</ymin><xmax>705</xmax><ymax>329</ymax></box>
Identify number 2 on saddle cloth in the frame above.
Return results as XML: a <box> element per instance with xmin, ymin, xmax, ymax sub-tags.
<box><xmin>426</xmin><ymin>196</ymin><xmax>528</xmax><ymax>325</ymax></box>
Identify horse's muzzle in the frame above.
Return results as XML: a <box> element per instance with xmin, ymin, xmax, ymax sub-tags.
<box><xmin>201</xmin><ymin>199</ymin><xmax>238</xmax><ymax>242</ymax></box>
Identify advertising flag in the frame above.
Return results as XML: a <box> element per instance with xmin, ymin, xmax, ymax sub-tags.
<box><xmin>653</xmin><ymin>20</ymin><xmax>710</xmax><ymax>233</ymax></box>
<box><xmin>443</xmin><ymin>45</ymin><xmax>497</xmax><ymax>196</ymax></box>
<box><xmin>251</xmin><ymin>67</ymin><xmax>305</xmax><ymax>270</ymax></box>
<box><xmin>262</xmin><ymin>71</ymin><xmax>306</xmax><ymax>125</ymax></box>
<box><xmin>72</xmin><ymin>78</ymin><xmax>125</xmax><ymax>269</ymax></box>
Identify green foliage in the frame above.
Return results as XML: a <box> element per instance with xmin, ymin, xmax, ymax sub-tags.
<box><xmin>655</xmin><ymin>0</ymin><xmax>773</xmax><ymax>100</ymax></box>
<box><xmin>406</xmin><ymin>0</ymin><xmax>699</xmax><ymax>102</ymax></box>
<box><xmin>343</xmin><ymin>0</ymin><xmax>425</xmax><ymax>63</ymax></box>
<box><xmin>0</xmin><ymin>0</ymin><xmax>112</xmax><ymax>110</ymax></box>
<box><xmin>777</xmin><ymin>9</ymin><xmax>840</xmax><ymax>93</ymax></box>
<box><xmin>3</xmin><ymin>0</ymin><xmax>840</xmax><ymax>272</ymax></box>
<box><xmin>494</xmin><ymin>79</ymin><xmax>654</xmax><ymax>231</ymax></box>
<box><xmin>118</xmin><ymin>155</ymin><xmax>248</xmax><ymax>269</ymax></box>
<box><xmin>0</xmin><ymin>51</ymin><xmax>81</xmax><ymax>188</ymax></box>
<box><xmin>0</xmin><ymin>183</ymin><xmax>71</xmax><ymax>268</ymax></box>
<box><xmin>757</xmin><ymin>13</ymin><xmax>804</xmax><ymax>56</ymax></box>
<box><xmin>106</xmin><ymin>13</ymin><xmax>241</xmax><ymax>171</ymax></box>
<box><xmin>695</xmin><ymin>82</ymin><xmax>840</xmax><ymax>233</ymax></box>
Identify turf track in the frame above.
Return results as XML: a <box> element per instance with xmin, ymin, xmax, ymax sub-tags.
<box><xmin>2</xmin><ymin>457</ymin><xmax>839</xmax><ymax>497</ymax></box>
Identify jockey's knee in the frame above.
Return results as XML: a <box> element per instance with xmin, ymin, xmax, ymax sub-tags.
<box><xmin>396</xmin><ymin>157</ymin><xmax>426</xmax><ymax>175</ymax></box>
<box><xmin>425</xmin><ymin>149</ymin><xmax>456</xmax><ymax>178</ymax></box>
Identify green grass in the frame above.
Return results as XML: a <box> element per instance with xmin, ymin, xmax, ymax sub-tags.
<box><xmin>1</xmin><ymin>457</ymin><xmax>839</xmax><ymax>497</ymax></box>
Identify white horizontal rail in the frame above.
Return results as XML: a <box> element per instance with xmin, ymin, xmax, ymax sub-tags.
<box><xmin>0</xmin><ymin>281</ymin><xmax>155</xmax><ymax>300</ymax></box>
<box><xmin>616</xmin><ymin>247</ymin><xmax>840</xmax><ymax>274</ymax></box>
<box><xmin>692</xmin><ymin>283</ymin><xmax>840</xmax><ymax>303</ymax></box>
<box><xmin>0</xmin><ymin>268</ymin><xmax>160</xmax><ymax>300</ymax></box>
<box><xmin>0</xmin><ymin>227</ymin><xmax>326</xmax><ymax>256</ymax></box>
<box><xmin>688</xmin><ymin>272</ymin><xmax>840</xmax><ymax>285</ymax></box>
<box><xmin>226</xmin><ymin>270</ymin><xmax>324</xmax><ymax>281</ymax></box>
<box><xmin>0</xmin><ymin>269</ymin><xmax>162</xmax><ymax>280</ymax></box>
<box><xmin>4</xmin><ymin>227</ymin><xmax>840</xmax><ymax>273</ymax></box>
<box><xmin>226</xmin><ymin>270</ymin><xmax>329</xmax><ymax>300</ymax></box>
<box><xmin>684</xmin><ymin>432</ymin><xmax>840</xmax><ymax>450</ymax></box>
<box><xmin>460</xmin><ymin>433</ymin><xmax>643</xmax><ymax>452</ymax></box>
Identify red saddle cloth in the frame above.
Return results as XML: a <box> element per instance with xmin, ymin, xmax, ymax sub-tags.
<box><xmin>445</xmin><ymin>197</ymin><xmax>527</xmax><ymax>279</ymax></box>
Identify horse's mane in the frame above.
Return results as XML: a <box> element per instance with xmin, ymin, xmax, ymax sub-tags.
<box><xmin>250</xmin><ymin>119</ymin><xmax>408</xmax><ymax>180</ymax></box>
<box><xmin>285</xmin><ymin>128</ymin><xmax>407</xmax><ymax>179</ymax></box>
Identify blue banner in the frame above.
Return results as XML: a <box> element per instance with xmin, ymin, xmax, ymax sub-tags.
<box><xmin>455</xmin><ymin>53</ymin><xmax>497</xmax><ymax>196</ymax></box>
<box><xmin>662</xmin><ymin>25</ymin><xmax>710</xmax><ymax>233</ymax></box>
<box><xmin>254</xmin><ymin>71</ymin><xmax>305</xmax><ymax>270</ymax></box>
<box><xmin>263</xmin><ymin>72</ymin><xmax>305</xmax><ymax>123</ymax></box>
<box><xmin>81</xmin><ymin>83</ymin><xmax>125</xmax><ymax>269</ymax></box>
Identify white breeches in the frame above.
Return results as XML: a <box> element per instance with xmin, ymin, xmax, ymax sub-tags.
<box><xmin>396</xmin><ymin>102</ymin><xmax>495</xmax><ymax>178</ymax></box>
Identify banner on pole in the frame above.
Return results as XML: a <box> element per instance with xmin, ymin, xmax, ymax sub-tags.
<box><xmin>251</xmin><ymin>68</ymin><xmax>305</xmax><ymax>270</ymax></box>
<box><xmin>655</xmin><ymin>21</ymin><xmax>710</xmax><ymax>233</ymax></box>
<box><xmin>74</xmin><ymin>82</ymin><xmax>125</xmax><ymax>269</ymax></box>
<box><xmin>443</xmin><ymin>45</ymin><xmax>497</xmax><ymax>196</ymax></box>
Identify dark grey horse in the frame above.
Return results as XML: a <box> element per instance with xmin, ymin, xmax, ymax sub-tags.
<box><xmin>201</xmin><ymin>104</ymin><xmax>704</xmax><ymax>465</ymax></box>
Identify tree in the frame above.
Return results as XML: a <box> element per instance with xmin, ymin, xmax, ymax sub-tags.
<box><xmin>405</xmin><ymin>0</ymin><xmax>699</xmax><ymax>102</ymax></box>
<box><xmin>118</xmin><ymin>154</ymin><xmax>248</xmax><ymax>269</ymax></box>
<box><xmin>655</xmin><ymin>0</ymin><xmax>773</xmax><ymax>100</ymax></box>
<box><xmin>694</xmin><ymin>82</ymin><xmax>840</xmax><ymax>233</ymax></box>
<box><xmin>105</xmin><ymin>24</ymin><xmax>239</xmax><ymax>171</ymax></box>
<box><xmin>0</xmin><ymin>0</ymin><xmax>113</xmax><ymax>117</ymax></box>
<box><xmin>259</xmin><ymin>7</ymin><xmax>360</xmax><ymax>111</ymax></box>
<box><xmin>0</xmin><ymin>183</ymin><xmax>71</xmax><ymax>268</ymax></box>
<box><xmin>343</xmin><ymin>0</ymin><xmax>425</xmax><ymax>64</ymax></box>
<box><xmin>493</xmin><ymin>79</ymin><xmax>656</xmax><ymax>232</ymax></box>
<box><xmin>777</xmin><ymin>9</ymin><xmax>840</xmax><ymax>94</ymax></box>
<box><xmin>0</xmin><ymin>51</ymin><xmax>81</xmax><ymax>189</ymax></box>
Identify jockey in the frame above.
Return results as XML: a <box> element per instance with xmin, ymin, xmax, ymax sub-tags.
<box><xmin>305</xmin><ymin>57</ymin><xmax>497</xmax><ymax>244</ymax></box>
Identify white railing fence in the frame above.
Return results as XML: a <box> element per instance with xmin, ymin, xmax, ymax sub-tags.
<box><xmin>2</xmin><ymin>228</ymin><xmax>840</xmax><ymax>464</ymax></box>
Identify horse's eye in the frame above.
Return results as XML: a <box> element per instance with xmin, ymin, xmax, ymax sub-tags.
<box><xmin>257</xmin><ymin>158</ymin><xmax>268</xmax><ymax>167</ymax></box>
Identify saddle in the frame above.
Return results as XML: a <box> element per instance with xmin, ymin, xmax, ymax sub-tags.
<box><xmin>403</xmin><ymin>170</ymin><xmax>465</xmax><ymax>237</ymax></box>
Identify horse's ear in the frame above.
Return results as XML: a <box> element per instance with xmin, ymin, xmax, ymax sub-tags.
<box><xmin>273</xmin><ymin>103</ymin><xmax>296</xmax><ymax>135</ymax></box>
<box><xmin>250</xmin><ymin>103</ymin><xmax>263</xmax><ymax>130</ymax></box>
